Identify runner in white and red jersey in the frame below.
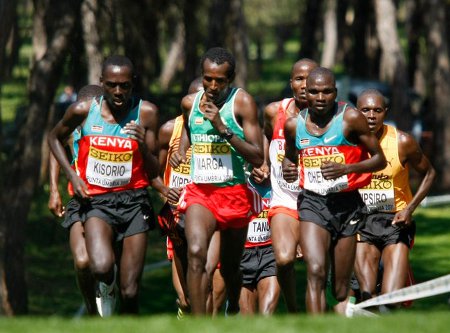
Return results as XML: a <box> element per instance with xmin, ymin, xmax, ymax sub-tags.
<box><xmin>282</xmin><ymin>67</ymin><xmax>386</xmax><ymax>314</ymax></box>
<box><xmin>49</xmin><ymin>55</ymin><xmax>159</xmax><ymax>316</ymax></box>
<box><xmin>258</xmin><ymin>58</ymin><xmax>318</xmax><ymax>312</ymax></box>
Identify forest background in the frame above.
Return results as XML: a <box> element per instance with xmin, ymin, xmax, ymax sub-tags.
<box><xmin>0</xmin><ymin>0</ymin><xmax>449</xmax><ymax>316</ymax></box>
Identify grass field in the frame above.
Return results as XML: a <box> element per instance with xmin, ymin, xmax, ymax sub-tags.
<box><xmin>1</xmin><ymin>312</ymin><xmax>449</xmax><ymax>333</ymax></box>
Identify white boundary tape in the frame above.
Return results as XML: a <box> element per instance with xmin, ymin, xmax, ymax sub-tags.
<box><xmin>354</xmin><ymin>274</ymin><xmax>450</xmax><ymax>312</ymax></box>
<box><xmin>420</xmin><ymin>194</ymin><xmax>450</xmax><ymax>207</ymax></box>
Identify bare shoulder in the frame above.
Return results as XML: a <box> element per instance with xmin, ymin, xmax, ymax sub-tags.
<box><xmin>235</xmin><ymin>88</ymin><xmax>256</xmax><ymax>104</ymax></box>
<box><xmin>264</xmin><ymin>101</ymin><xmax>281</xmax><ymax>121</ymax></box>
<box><xmin>159</xmin><ymin>119</ymin><xmax>176</xmax><ymax>138</ymax></box>
<box><xmin>343</xmin><ymin>104</ymin><xmax>368</xmax><ymax>131</ymax></box>
<box><xmin>139</xmin><ymin>100</ymin><xmax>159</xmax><ymax>130</ymax></box>
<box><xmin>140</xmin><ymin>100</ymin><xmax>159</xmax><ymax>116</ymax></box>
<box><xmin>284</xmin><ymin>115</ymin><xmax>298</xmax><ymax>133</ymax></box>
<box><xmin>158</xmin><ymin>118</ymin><xmax>175</xmax><ymax>147</ymax></box>
<box><xmin>343</xmin><ymin>104</ymin><xmax>361</xmax><ymax>121</ymax></box>
<box><xmin>181</xmin><ymin>93</ymin><xmax>197</xmax><ymax>113</ymax></box>
<box><xmin>397</xmin><ymin>128</ymin><xmax>420</xmax><ymax>153</ymax></box>
<box><xmin>234</xmin><ymin>89</ymin><xmax>258</xmax><ymax>116</ymax></box>
<box><xmin>62</xmin><ymin>99</ymin><xmax>93</xmax><ymax>124</ymax></box>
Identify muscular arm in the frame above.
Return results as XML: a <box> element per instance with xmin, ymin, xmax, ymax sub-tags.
<box><xmin>393</xmin><ymin>131</ymin><xmax>436</xmax><ymax>225</ymax></box>
<box><xmin>263</xmin><ymin>102</ymin><xmax>279</xmax><ymax>142</ymax></box>
<box><xmin>139</xmin><ymin>101</ymin><xmax>160</xmax><ymax>180</ymax></box>
<box><xmin>48</xmin><ymin>152</ymin><xmax>64</xmax><ymax>217</ymax></box>
<box><xmin>250</xmin><ymin>132</ymin><xmax>270</xmax><ymax>183</ymax></box>
<box><xmin>48</xmin><ymin>101</ymin><xmax>91</xmax><ymax>198</ymax></box>
<box><xmin>321</xmin><ymin>107</ymin><xmax>386</xmax><ymax>180</ymax></box>
<box><xmin>282</xmin><ymin>116</ymin><xmax>299</xmax><ymax>183</ymax></box>
<box><xmin>231</xmin><ymin>91</ymin><xmax>264</xmax><ymax>167</ymax></box>
<box><xmin>149</xmin><ymin>119</ymin><xmax>175</xmax><ymax>200</ymax></box>
<box><xmin>158</xmin><ymin>119</ymin><xmax>175</xmax><ymax>176</ymax></box>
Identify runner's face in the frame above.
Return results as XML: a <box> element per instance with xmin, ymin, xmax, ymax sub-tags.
<box><xmin>202</xmin><ymin>59</ymin><xmax>231</xmax><ymax>105</ymax></box>
<box><xmin>357</xmin><ymin>94</ymin><xmax>386</xmax><ymax>134</ymax></box>
<box><xmin>306</xmin><ymin>75</ymin><xmax>337</xmax><ymax>115</ymax></box>
<box><xmin>291</xmin><ymin>63</ymin><xmax>316</xmax><ymax>106</ymax></box>
<box><xmin>101</xmin><ymin>65</ymin><xmax>133</xmax><ymax>112</ymax></box>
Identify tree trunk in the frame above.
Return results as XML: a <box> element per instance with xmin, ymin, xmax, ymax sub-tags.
<box><xmin>206</xmin><ymin>0</ymin><xmax>231</xmax><ymax>49</ymax></box>
<box><xmin>0</xmin><ymin>0</ymin><xmax>17</xmax><ymax>154</ymax></box>
<box><xmin>373</xmin><ymin>0</ymin><xmax>410</xmax><ymax>131</ymax></box>
<box><xmin>335</xmin><ymin>0</ymin><xmax>350</xmax><ymax>69</ymax></box>
<box><xmin>345</xmin><ymin>0</ymin><xmax>377</xmax><ymax>78</ymax></box>
<box><xmin>0</xmin><ymin>0</ymin><xmax>17</xmax><ymax>82</ymax></box>
<box><xmin>320</xmin><ymin>0</ymin><xmax>337</xmax><ymax>68</ymax></box>
<box><xmin>159</xmin><ymin>21</ymin><xmax>185</xmax><ymax>92</ymax></box>
<box><xmin>182</xmin><ymin>0</ymin><xmax>201</xmax><ymax>91</ymax></box>
<box><xmin>229</xmin><ymin>0</ymin><xmax>248</xmax><ymax>88</ymax></box>
<box><xmin>0</xmin><ymin>0</ymin><xmax>80</xmax><ymax>315</ymax></box>
<box><xmin>426</xmin><ymin>0</ymin><xmax>450</xmax><ymax>191</ymax></box>
<box><xmin>119</xmin><ymin>0</ymin><xmax>161</xmax><ymax>97</ymax></box>
<box><xmin>298</xmin><ymin>0</ymin><xmax>323</xmax><ymax>61</ymax></box>
<box><xmin>81</xmin><ymin>0</ymin><xmax>102</xmax><ymax>84</ymax></box>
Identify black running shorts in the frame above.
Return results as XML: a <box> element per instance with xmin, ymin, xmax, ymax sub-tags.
<box><xmin>298</xmin><ymin>190</ymin><xmax>367</xmax><ymax>242</ymax></box>
<box><xmin>240</xmin><ymin>245</ymin><xmax>277</xmax><ymax>286</ymax></box>
<box><xmin>357</xmin><ymin>212</ymin><xmax>416</xmax><ymax>249</ymax></box>
<box><xmin>63</xmin><ymin>188</ymin><xmax>155</xmax><ymax>241</ymax></box>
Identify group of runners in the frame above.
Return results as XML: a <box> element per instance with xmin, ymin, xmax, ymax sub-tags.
<box><xmin>47</xmin><ymin>47</ymin><xmax>435</xmax><ymax>317</ymax></box>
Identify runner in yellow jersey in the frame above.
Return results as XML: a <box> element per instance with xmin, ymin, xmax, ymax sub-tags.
<box><xmin>355</xmin><ymin>89</ymin><xmax>435</xmax><ymax>306</ymax></box>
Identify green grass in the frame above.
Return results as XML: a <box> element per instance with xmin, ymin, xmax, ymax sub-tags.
<box><xmin>1</xmin><ymin>312</ymin><xmax>449</xmax><ymax>333</ymax></box>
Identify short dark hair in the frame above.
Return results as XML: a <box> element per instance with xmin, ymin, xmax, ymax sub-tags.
<box><xmin>291</xmin><ymin>58</ymin><xmax>319</xmax><ymax>78</ymax></box>
<box><xmin>188</xmin><ymin>77</ymin><xmax>203</xmax><ymax>94</ymax></box>
<box><xmin>307</xmin><ymin>67</ymin><xmax>336</xmax><ymax>86</ymax></box>
<box><xmin>358</xmin><ymin>89</ymin><xmax>388</xmax><ymax>108</ymax></box>
<box><xmin>102</xmin><ymin>55</ymin><xmax>135</xmax><ymax>77</ymax></box>
<box><xmin>77</xmin><ymin>84</ymin><xmax>103</xmax><ymax>101</ymax></box>
<box><xmin>200</xmin><ymin>47</ymin><xmax>235</xmax><ymax>79</ymax></box>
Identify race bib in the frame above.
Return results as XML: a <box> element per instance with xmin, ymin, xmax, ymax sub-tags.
<box><xmin>271</xmin><ymin>139</ymin><xmax>300</xmax><ymax>192</ymax></box>
<box><xmin>192</xmin><ymin>143</ymin><xmax>233</xmax><ymax>183</ymax></box>
<box><xmin>246</xmin><ymin>211</ymin><xmax>271</xmax><ymax>244</ymax></box>
<box><xmin>302</xmin><ymin>151</ymin><xmax>349</xmax><ymax>195</ymax></box>
<box><xmin>169</xmin><ymin>162</ymin><xmax>191</xmax><ymax>188</ymax></box>
<box><xmin>86</xmin><ymin>146</ymin><xmax>132</xmax><ymax>188</ymax></box>
<box><xmin>359</xmin><ymin>174</ymin><xmax>395</xmax><ymax>212</ymax></box>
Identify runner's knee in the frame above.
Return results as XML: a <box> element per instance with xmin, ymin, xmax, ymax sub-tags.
<box><xmin>188</xmin><ymin>243</ymin><xmax>207</xmax><ymax>272</ymax></box>
<box><xmin>275</xmin><ymin>246</ymin><xmax>296</xmax><ymax>267</ymax></box>
<box><xmin>73</xmin><ymin>253</ymin><xmax>90</xmax><ymax>271</ymax></box>
<box><xmin>307</xmin><ymin>261</ymin><xmax>327</xmax><ymax>283</ymax></box>
<box><xmin>120</xmin><ymin>280</ymin><xmax>139</xmax><ymax>300</ymax></box>
<box><xmin>89</xmin><ymin>256</ymin><xmax>114</xmax><ymax>279</ymax></box>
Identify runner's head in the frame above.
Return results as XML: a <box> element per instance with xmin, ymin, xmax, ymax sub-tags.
<box><xmin>357</xmin><ymin>89</ymin><xmax>388</xmax><ymax>135</ymax></box>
